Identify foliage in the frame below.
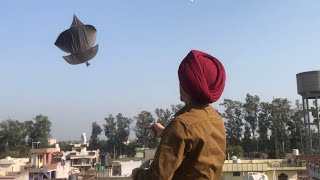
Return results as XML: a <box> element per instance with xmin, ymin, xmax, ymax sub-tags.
<box><xmin>89</xmin><ymin>122</ymin><xmax>103</xmax><ymax>150</ymax></box>
<box><xmin>103</xmin><ymin>113</ymin><xmax>132</xmax><ymax>157</ymax></box>
<box><xmin>171</xmin><ymin>104</ymin><xmax>184</xmax><ymax>114</ymax></box>
<box><xmin>0</xmin><ymin>98</ymin><xmax>307</xmax><ymax>161</ymax></box>
<box><xmin>257</xmin><ymin>102</ymin><xmax>271</xmax><ymax>153</ymax></box>
<box><xmin>243</xmin><ymin>94</ymin><xmax>260</xmax><ymax>152</ymax></box>
<box><xmin>242</xmin><ymin>123</ymin><xmax>252</xmax><ymax>153</ymax></box>
<box><xmin>0</xmin><ymin>115</ymin><xmax>52</xmax><ymax>158</ymax></box>
<box><xmin>134</xmin><ymin>111</ymin><xmax>158</xmax><ymax>148</ymax></box>
<box><xmin>155</xmin><ymin>108</ymin><xmax>172</xmax><ymax>126</ymax></box>
<box><xmin>269</xmin><ymin>98</ymin><xmax>291</xmax><ymax>158</ymax></box>
<box><xmin>28</xmin><ymin>115</ymin><xmax>52</xmax><ymax>148</ymax></box>
<box><xmin>220</xmin><ymin>99</ymin><xmax>243</xmax><ymax>146</ymax></box>
<box><xmin>0</xmin><ymin>120</ymin><xmax>28</xmax><ymax>158</ymax></box>
<box><xmin>287</xmin><ymin>100</ymin><xmax>304</xmax><ymax>151</ymax></box>
<box><xmin>104</xmin><ymin>114</ymin><xmax>116</xmax><ymax>149</ymax></box>
<box><xmin>226</xmin><ymin>146</ymin><xmax>244</xmax><ymax>158</ymax></box>
<box><xmin>58</xmin><ymin>141</ymin><xmax>74</xmax><ymax>151</ymax></box>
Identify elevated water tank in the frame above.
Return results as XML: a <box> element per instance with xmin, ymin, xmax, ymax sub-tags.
<box><xmin>232</xmin><ymin>156</ymin><xmax>238</xmax><ymax>163</ymax></box>
<box><xmin>297</xmin><ymin>71</ymin><xmax>320</xmax><ymax>155</ymax></box>
<box><xmin>293</xmin><ymin>149</ymin><xmax>299</xmax><ymax>156</ymax></box>
<box><xmin>297</xmin><ymin>71</ymin><xmax>320</xmax><ymax>97</ymax></box>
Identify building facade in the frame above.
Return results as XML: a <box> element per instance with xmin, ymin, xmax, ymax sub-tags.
<box><xmin>222</xmin><ymin>159</ymin><xmax>307</xmax><ymax>180</ymax></box>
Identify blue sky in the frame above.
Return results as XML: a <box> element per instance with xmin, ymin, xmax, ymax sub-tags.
<box><xmin>0</xmin><ymin>0</ymin><xmax>319</xmax><ymax>140</ymax></box>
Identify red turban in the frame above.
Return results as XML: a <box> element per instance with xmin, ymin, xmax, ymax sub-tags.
<box><xmin>178</xmin><ymin>50</ymin><xmax>226</xmax><ymax>104</ymax></box>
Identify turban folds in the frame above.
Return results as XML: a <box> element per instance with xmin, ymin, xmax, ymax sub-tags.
<box><xmin>178</xmin><ymin>50</ymin><xmax>226</xmax><ymax>104</ymax></box>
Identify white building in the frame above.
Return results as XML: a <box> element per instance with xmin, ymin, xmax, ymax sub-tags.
<box><xmin>0</xmin><ymin>157</ymin><xmax>29</xmax><ymax>180</ymax></box>
<box><xmin>0</xmin><ymin>157</ymin><xmax>29</xmax><ymax>174</ymax></box>
<box><xmin>65</xmin><ymin>134</ymin><xmax>99</xmax><ymax>171</ymax></box>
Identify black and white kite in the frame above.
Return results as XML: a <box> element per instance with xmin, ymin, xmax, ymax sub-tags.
<box><xmin>55</xmin><ymin>15</ymin><xmax>98</xmax><ymax>66</ymax></box>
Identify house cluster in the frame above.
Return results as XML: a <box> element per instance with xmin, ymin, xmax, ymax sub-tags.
<box><xmin>0</xmin><ymin>133</ymin><xmax>101</xmax><ymax>179</ymax></box>
<box><xmin>0</xmin><ymin>134</ymin><xmax>316</xmax><ymax>180</ymax></box>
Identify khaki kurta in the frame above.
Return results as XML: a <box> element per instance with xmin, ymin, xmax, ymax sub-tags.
<box><xmin>134</xmin><ymin>103</ymin><xmax>226</xmax><ymax>180</ymax></box>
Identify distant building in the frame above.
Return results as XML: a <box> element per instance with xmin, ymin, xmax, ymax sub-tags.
<box><xmin>26</xmin><ymin>147</ymin><xmax>60</xmax><ymax>179</ymax></box>
<box><xmin>47</xmin><ymin>138</ymin><xmax>57</xmax><ymax>146</ymax></box>
<box><xmin>65</xmin><ymin>134</ymin><xmax>99</xmax><ymax>171</ymax></box>
<box><xmin>25</xmin><ymin>142</ymin><xmax>71</xmax><ymax>179</ymax></box>
<box><xmin>222</xmin><ymin>158</ymin><xmax>307</xmax><ymax>180</ymax></box>
<box><xmin>0</xmin><ymin>171</ymin><xmax>29</xmax><ymax>180</ymax></box>
<box><xmin>120</xmin><ymin>161</ymin><xmax>141</xmax><ymax>177</ymax></box>
<box><xmin>0</xmin><ymin>157</ymin><xmax>29</xmax><ymax>174</ymax></box>
<box><xmin>0</xmin><ymin>135</ymin><xmax>102</xmax><ymax>180</ymax></box>
<box><xmin>0</xmin><ymin>157</ymin><xmax>29</xmax><ymax>179</ymax></box>
<box><xmin>135</xmin><ymin>148</ymin><xmax>145</xmax><ymax>159</ymax></box>
<box><xmin>134</xmin><ymin>148</ymin><xmax>156</xmax><ymax>163</ymax></box>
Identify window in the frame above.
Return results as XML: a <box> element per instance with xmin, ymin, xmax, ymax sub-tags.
<box><xmin>233</xmin><ymin>172</ymin><xmax>241</xmax><ymax>176</ymax></box>
<box><xmin>278</xmin><ymin>173</ymin><xmax>288</xmax><ymax>180</ymax></box>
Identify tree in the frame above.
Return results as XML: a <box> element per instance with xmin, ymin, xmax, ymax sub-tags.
<box><xmin>258</xmin><ymin>102</ymin><xmax>272</xmax><ymax>153</ymax></box>
<box><xmin>155</xmin><ymin>108</ymin><xmax>172</xmax><ymax>126</ymax></box>
<box><xmin>0</xmin><ymin>115</ymin><xmax>51</xmax><ymax>158</ymax></box>
<box><xmin>28</xmin><ymin>115</ymin><xmax>51</xmax><ymax>148</ymax></box>
<box><xmin>98</xmin><ymin>140</ymin><xmax>109</xmax><ymax>154</ymax></box>
<box><xmin>104</xmin><ymin>114</ymin><xmax>117</xmax><ymax>153</ymax></box>
<box><xmin>89</xmin><ymin>122</ymin><xmax>102</xmax><ymax>150</ymax></box>
<box><xmin>242</xmin><ymin>123</ymin><xmax>252</xmax><ymax>153</ymax></box>
<box><xmin>115</xmin><ymin>113</ymin><xmax>132</xmax><ymax>156</ymax></box>
<box><xmin>103</xmin><ymin>113</ymin><xmax>132</xmax><ymax>157</ymax></box>
<box><xmin>226</xmin><ymin>146</ymin><xmax>244</xmax><ymax>158</ymax></box>
<box><xmin>134</xmin><ymin>111</ymin><xmax>158</xmax><ymax>148</ymax></box>
<box><xmin>270</xmin><ymin>98</ymin><xmax>291</xmax><ymax>158</ymax></box>
<box><xmin>0</xmin><ymin>119</ymin><xmax>29</xmax><ymax>158</ymax></box>
<box><xmin>58</xmin><ymin>141</ymin><xmax>73</xmax><ymax>151</ymax></box>
<box><xmin>220</xmin><ymin>99</ymin><xmax>243</xmax><ymax>146</ymax></box>
<box><xmin>243</xmin><ymin>94</ymin><xmax>260</xmax><ymax>152</ymax></box>
<box><xmin>287</xmin><ymin>100</ymin><xmax>304</xmax><ymax>151</ymax></box>
<box><xmin>171</xmin><ymin>104</ymin><xmax>184</xmax><ymax>114</ymax></box>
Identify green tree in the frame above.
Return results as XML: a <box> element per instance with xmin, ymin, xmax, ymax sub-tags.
<box><xmin>220</xmin><ymin>99</ymin><xmax>243</xmax><ymax>146</ymax></box>
<box><xmin>58</xmin><ymin>141</ymin><xmax>73</xmax><ymax>151</ymax></box>
<box><xmin>115</xmin><ymin>113</ymin><xmax>132</xmax><ymax>156</ymax></box>
<box><xmin>126</xmin><ymin>141</ymin><xmax>141</xmax><ymax>157</ymax></box>
<box><xmin>171</xmin><ymin>104</ymin><xmax>184</xmax><ymax>114</ymax></box>
<box><xmin>155</xmin><ymin>108</ymin><xmax>172</xmax><ymax>126</ymax></box>
<box><xmin>270</xmin><ymin>98</ymin><xmax>291</xmax><ymax>158</ymax></box>
<box><xmin>287</xmin><ymin>100</ymin><xmax>304</xmax><ymax>151</ymax></box>
<box><xmin>243</xmin><ymin>94</ymin><xmax>260</xmax><ymax>152</ymax></box>
<box><xmin>226</xmin><ymin>146</ymin><xmax>244</xmax><ymax>158</ymax></box>
<box><xmin>89</xmin><ymin>122</ymin><xmax>102</xmax><ymax>150</ymax></box>
<box><xmin>104</xmin><ymin>113</ymin><xmax>132</xmax><ymax>157</ymax></box>
<box><xmin>134</xmin><ymin>111</ymin><xmax>158</xmax><ymax>148</ymax></box>
<box><xmin>242</xmin><ymin>123</ymin><xmax>252</xmax><ymax>153</ymax></box>
<box><xmin>0</xmin><ymin>119</ymin><xmax>29</xmax><ymax>158</ymax></box>
<box><xmin>98</xmin><ymin>140</ymin><xmax>109</xmax><ymax>154</ymax></box>
<box><xmin>104</xmin><ymin>114</ymin><xmax>116</xmax><ymax>153</ymax></box>
<box><xmin>258</xmin><ymin>102</ymin><xmax>272</xmax><ymax>153</ymax></box>
<box><xmin>28</xmin><ymin>115</ymin><xmax>51</xmax><ymax>148</ymax></box>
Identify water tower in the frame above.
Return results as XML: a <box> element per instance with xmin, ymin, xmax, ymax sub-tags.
<box><xmin>296</xmin><ymin>71</ymin><xmax>320</xmax><ymax>155</ymax></box>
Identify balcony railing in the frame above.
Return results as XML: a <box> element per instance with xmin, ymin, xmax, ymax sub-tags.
<box><xmin>223</xmin><ymin>160</ymin><xmax>306</xmax><ymax>172</ymax></box>
<box><xmin>223</xmin><ymin>163</ymin><xmax>268</xmax><ymax>172</ymax></box>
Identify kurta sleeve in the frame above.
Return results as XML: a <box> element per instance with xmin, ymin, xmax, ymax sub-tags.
<box><xmin>133</xmin><ymin>119</ymin><xmax>193</xmax><ymax>180</ymax></box>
